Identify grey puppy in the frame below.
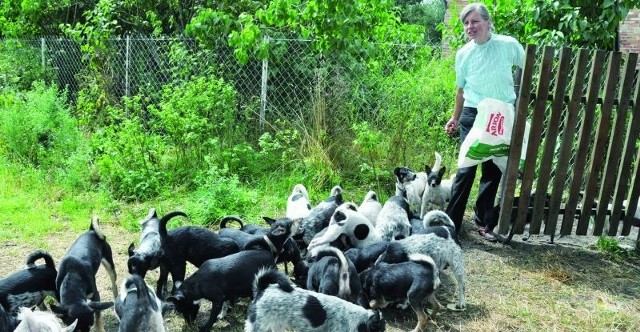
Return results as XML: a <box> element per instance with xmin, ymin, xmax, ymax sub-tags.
<box><xmin>245</xmin><ymin>268</ymin><xmax>386</xmax><ymax>332</ymax></box>
<box><xmin>375</xmin><ymin>195</ymin><xmax>412</xmax><ymax>241</ymax></box>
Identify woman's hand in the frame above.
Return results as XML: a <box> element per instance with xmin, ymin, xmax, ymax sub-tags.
<box><xmin>445</xmin><ymin>118</ymin><xmax>458</xmax><ymax>136</ymax></box>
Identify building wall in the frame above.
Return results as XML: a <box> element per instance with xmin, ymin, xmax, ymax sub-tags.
<box><xmin>619</xmin><ymin>8</ymin><xmax>640</xmax><ymax>53</ymax></box>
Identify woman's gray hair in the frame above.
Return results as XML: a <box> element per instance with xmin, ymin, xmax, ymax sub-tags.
<box><xmin>460</xmin><ymin>3</ymin><xmax>494</xmax><ymax>32</ymax></box>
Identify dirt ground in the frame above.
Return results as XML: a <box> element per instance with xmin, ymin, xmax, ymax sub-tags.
<box><xmin>1</xmin><ymin>216</ymin><xmax>639</xmax><ymax>332</ymax></box>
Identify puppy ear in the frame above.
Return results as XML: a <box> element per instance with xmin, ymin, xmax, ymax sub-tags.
<box><xmin>425</xmin><ymin>164</ymin><xmax>432</xmax><ymax>174</ymax></box>
<box><xmin>271</xmin><ymin>225</ymin><xmax>287</xmax><ymax>236</ymax></box>
<box><xmin>438</xmin><ymin>166</ymin><xmax>446</xmax><ymax>177</ymax></box>
<box><xmin>262</xmin><ymin>216</ymin><xmax>276</xmax><ymax>225</ymax></box>
<box><xmin>333</xmin><ymin>210</ymin><xmax>347</xmax><ymax>223</ymax></box>
<box><xmin>128</xmin><ymin>243</ymin><xmax>135</xmax><ymax>256</ymax></box>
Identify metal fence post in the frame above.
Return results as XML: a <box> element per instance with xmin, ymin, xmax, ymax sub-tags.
<box><xmin>260</xmin><ymin>35</ymin><xmax>270</xmax><ymax>130</ymax></box>
<box><xmin>41</xmin><ymin>37</ymin><xmax>46</xmax><ymax>69</ymax></box>
<box><xmin>125</xmin><ymin>35</ymin><xmax>130</xmax><ymax>98</ymax></box>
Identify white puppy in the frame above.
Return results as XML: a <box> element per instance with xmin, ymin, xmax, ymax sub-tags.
<box><xmin>358</xmin><ymin>191</ymin><xmax>383</xmax><ymax>226</ymax></box>
<box><xmin>286</xmin><ymin>183</ymin><xmax>312</xmax><ymax>220</ymax></box>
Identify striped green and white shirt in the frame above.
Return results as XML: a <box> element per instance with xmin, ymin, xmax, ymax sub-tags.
<box><xmin>455</xmin><ymin>34</ymin><xmax>525</xmax><ymax>108</ymax></box>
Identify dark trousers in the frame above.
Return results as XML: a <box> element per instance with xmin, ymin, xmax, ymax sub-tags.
<box><xmin>446</xmin><ymin>107</ymin><xmax>502</xmax><ymax>232</ymax></box>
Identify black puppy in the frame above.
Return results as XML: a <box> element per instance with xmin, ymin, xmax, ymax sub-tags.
<box><xmin>0</xmin><ymin>250</ymin><xmax>57</xmax><ymax>317</ymax></box>
<box><xmin>306</xmin><ymin>246</ymin><xmax>361</xmax><ymax>303</ymax></box>
<box><xmin>344</xmin><ymin>242</ymin><xmax>389</xmax><ymax>273</ymax></box>
<box><xmin>219</xmin><ymin>215</ymin><xmax>303</xmax><ymax>275</ymax></box>
<box><xmin>0</xmin><ymin>298</ymin><xmax>14</xmax><ymax>332</ymax></box>
<box><xmin>51</xmin><ymin>216</ymin><xmax>117</xmax><ymax>332</ymax></box>
<box><xmin>359</xmin><ymin>253</ymin><xmax>442</xmax><ymax>332</ymax></box>
<box><xmin>115</xmin><ymin>274</ymin><xmax>165</xmax><ymax>332</ymax></box>
<box><xmin>168</xmin><ymin>216</ymin><xmax>299</xmax><ymax>332</ymax></box>
<box><xmin>127</xmin><ymin>208</ymin><xmax>186</xmax><ymax>277</ymax></box>
<box><xmin>156</xmin><ymin>212</ymin><xmax>240</xmax><ymax>299</ymax></box>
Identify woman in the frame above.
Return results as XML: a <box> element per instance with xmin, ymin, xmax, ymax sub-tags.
<box><xmin>444</xmin><ymin>3</ymin><xmax>525</xmax><ymax>241</ymax></box>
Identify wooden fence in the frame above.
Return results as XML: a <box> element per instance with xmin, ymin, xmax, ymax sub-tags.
<box><xmin>498</xmin><ymin>45</ymin><xmax>640</xmax><ymax>249</ymax></box>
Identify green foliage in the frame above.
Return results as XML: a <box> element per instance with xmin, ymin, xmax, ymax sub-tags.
<box><xmin>0</xmin><ymin>40</ymin><xmax>55</xmax><ymax>90</ymax></box>
<box><xmin>187</xmin><ymin>165</ymin><xmax>259</xmax><ymax>226</ymax></box>
<box><xmin>0</xmin><ymin>82</ymin><xmax>84</xmax><ymax>169</ymax></box>
<box><xmin>595</xmin><ymin>236</ymin><xmax>639</xmax><ymax>263</ymax></box>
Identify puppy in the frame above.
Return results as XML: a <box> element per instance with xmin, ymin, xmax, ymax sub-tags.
<box><xmin>299</xmin><ymin>185</ymin><xmax>344</xmax><ymax>248</ymax></box>
<box><xmin>168</xmin><ymin>250</ymin><xmax>278</xmax><ymax>331</ymax></box>
<box><xmin>115</xmin><ymin>274</ymin><xmax>165</xmax><ymax>332</ymax></box>
<box><xmin>0</xmin><ymin>249</ymin><xmax>57</xmax><ymax>316</ymax></box>
<box><xmin>0</xmin><ymin>301</ymin><xmax>13</xmax><ymax>332</ymax></box>
<box><xmin>245</xmin><ymin>268</ymin><xmax>386</xmax><ymax>332</ymax></box>
<box><xmin>156</xmin><ymin>211</ymin><xmax>240</xmax><ymax>299</ymax></box>
<box><xmin>375</xmin><ymin>195</ymin><xmax>412</xmax><ymax>241</ymax></box>
<box><xmin>51</xmin><ymin>216</ymin><xmax>117</xmax><ymax>332</ymax></box>
<box><xmin>344</xmin><ymin>242</ymin><xmax>389</xmax><ymax>273</ymax></box>
<box><xmin>127</xmin><ymin>208</ymin><xmax>186</xmax><ymax>277</ymax></box>
<box><xmin>307</xmin><ymin>202</ymin><xmax>383</xmax><ymax>252</ymax></box>
<box><xmin>168</xmin><ymin>217</ymin><xmax>299</xmax><ymax>331</ymax></box>
<box><xmin>14</xmin><ymin>307</ymin><xmax>77</xmax><ymax>332</ymax></box>
<box><xmin>377</xmin><ymin>210</ymin><xmax>466</xmax><ymax>310</ymax></box>
<box><xmin>393</xmin><ymin>166</ymin><xmax>427</xmax><ymax>214</ymax></box>
<box><xmin>359</xmin><ymin>253</ymin><xmax>442</xmax><ymax>332</ymax></box>
<box><xmin>420</xmin><ymin>152</ymin><xmax>454</xmax><ymax>218</ymax></box>
<box><xmin>286</xmin><ymin>183</ymin><xmax>312</xmax><ymax>220</ymax></box>
<box><xmin>358</xmin><ymin>191</ymin><xmax>383</xmax><ymax>226</ymax></box>
<box><xmin>219</xmin><ymin>216</ymin><xmax>303</xmax><ymax>275</ymax></box>
<box><xmin>306</xmin><ymin>246</ymin><xmax>361</xmax><ymax>303</ymax></box>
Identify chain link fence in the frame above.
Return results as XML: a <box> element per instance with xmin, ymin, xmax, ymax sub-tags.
<box><xmin>3</xmin><ymin>36</ymin><xmax>444</xmax><ymax>127</ymax></box>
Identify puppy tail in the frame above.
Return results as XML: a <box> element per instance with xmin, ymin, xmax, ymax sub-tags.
<box><xmin>158</xmin><ymin>210</ymin><xmax>189</xmax><ymax>240</ymax></box>
<box><xmin>422</xmin><ymin>210</ymin><xmax>455</xmax><ymax>229</ymax></box>
<box><xmin>292</xmin><ymin>183</ymin><xmax>310</xmax><ymax>201</ymax></box>
<box><xmin>26</xmin><ymin>249</ymin><xmax>55</xmax><ymax>269</ymax></box>
<box><xmin>433</xmin><ymin>151</ymin><xmax>443</xmax><ymax>171</ymax></box>
<box><xmin>312</xmin><ymin>247</ymin><xmax>352</xmax><ymax>299</ymax></box>
<box><xmin>253</xmin><ymin>268</ymin><xmax>294</xmax><ymax>295</ymax></box>
<box><xmin>219</xmin><ymin>215</ymin><xmax>244</xmax><ymax>230</ymax></box>
<box><xmin>90</xmin><ymin>215</ymin><xmax>106</xmax><ymax>241</ymax></box>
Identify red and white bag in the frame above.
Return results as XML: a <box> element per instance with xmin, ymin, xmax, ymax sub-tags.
<box><xmin>457</xmin><ymin>98</ymin><xmax>529</xmax><ymax>173</ymax></box>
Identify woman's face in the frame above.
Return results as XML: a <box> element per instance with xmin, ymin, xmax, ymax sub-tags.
<box><xmin>463</xmin><ymin>10</ymin><xmax>491</xmax><ymax>44</ymax></box>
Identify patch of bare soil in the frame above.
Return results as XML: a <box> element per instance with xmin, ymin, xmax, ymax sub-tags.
<box><xmin>1</xmin><ymin>217</ymin><xmax>639</xmax><ymax>332</ymax></box>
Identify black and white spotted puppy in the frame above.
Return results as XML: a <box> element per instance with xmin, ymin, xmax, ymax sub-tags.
<box><xmin>245</xmin><ymin>268</ymin><xmax>386</xmax><ymax>332</ymax></box>
<box><xmin>115</xmin><ymin>274</ymin><xmax>165</xmax><ymax>332</ymax></box>
<box><xmin>359</xmin><ymin>253</ymin><xmax>442</xmax><ymax>332</ymax></box>
<box><xmin>0</xmin><ymin>250</ymin><xmax>57</xmax><ymax>317</ymax></box>
<box><xmin>299</xmin><ymin>185</ymin><xmax>344</xmax><ymax>247</ymax></box>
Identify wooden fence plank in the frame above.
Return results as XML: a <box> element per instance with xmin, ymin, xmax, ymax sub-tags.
<box><xmin>561</xmin><ymin>49</ymin><xmax>607</xmax><ymax>235</ymax></box>
<box><xmin>608</xmin><ymin>53</ymin><xmax>639</xmax><ymax>235</ymax></box>
<box><xmin>577</xmin><ymin>52</ymin><xmax>620</xmax><ymax>235</ymax></box>
<box><xmin>515</xmin><ymin>46</ymin><xmax>556</xmax><ymax>235</ymax></box>
<box><xmin>622</xmin><ymin>75</ymin><xmax>640</xmax><ymax>236</ymax></box>
<box><xmin>595</xmin><ymin>53</ymin><xmax>637</xmax><ymax>235</ymax></box>
<box><xmin>623</xmin><ymin>147</ymin><xmax>640</xmax><ymax>236</ymax></box>
<box><xmin>499</xmin><ymin>44</ymin><xmax>537</xmax><ymax>235</ymax></box>
<box><xmin>528</xmin><ymin>47</ymin><xmax>572</xmax><ymax>236</ymax></box>
<box><xmin>546</xmin><ymin>48</ymin><xmax>590</xmax><ymax>236</ymax></box>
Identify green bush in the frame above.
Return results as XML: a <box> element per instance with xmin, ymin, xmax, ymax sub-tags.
<box><xmin>0</xmin><ymin>40</ymin><xmax>55</xmax><ymax>91</ymax></box>
<box><xmin>0</xmin><ymin>82</ymin><xmax>85</xmax><ymax>169</ymax></box>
